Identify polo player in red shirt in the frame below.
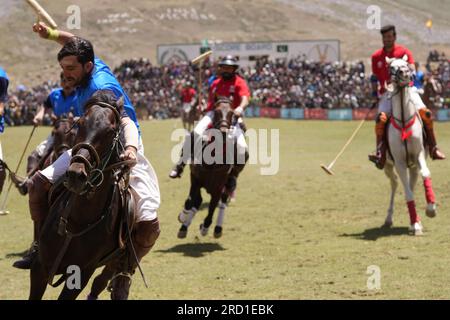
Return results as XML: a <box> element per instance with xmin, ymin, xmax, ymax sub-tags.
<box><xmin>170</xmin><ymin>55</ymin><xmax>250</xmax><ymax>194</ymax></box>
<box><xmin>368</xmin><ymin>25</ymin><xmax>445</xmax><ymax>169</ymax></box>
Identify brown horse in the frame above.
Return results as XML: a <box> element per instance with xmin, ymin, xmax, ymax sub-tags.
<box><xmin>29</xmin><ymin>93</ymin><xmax>135</xmax><ymax>300</ymax></box>
<box><xmin>177</xmin><ymin>98</ymin><xmax>244</xmax><ymax>239</ymax></box>
<box><xmin>181</xmin><ymin>102</ymin><xmax>199</xmax><ymax>131</ymax></box>
<box><xmin>12</xmin><ymin>117</ymin><xmax>77</xmax><ymax>196</ymax></box>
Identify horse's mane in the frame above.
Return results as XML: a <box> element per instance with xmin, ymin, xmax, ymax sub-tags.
<box><xmin>84</xmin><ymin>90</ymin><xmax>123</xmax><ymax>113</ymax></box>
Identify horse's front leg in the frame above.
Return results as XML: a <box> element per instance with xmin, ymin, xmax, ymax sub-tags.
<box><xmin>417</xmin><ymin>150</ymin><xmax>436</xmax><ymax>218</ymax></box>
<box><xmin>395</xmin><ymin>162</ymin><xmax>423</xmax><ymax>235</ymax></box>
<box><xmin>87</xmin><ymin>262</ymin><xmax>116</xmax><ymax>300</ymax></box>
<box><xmin>200</xmin><ymin>194</ymin><xmax>220</xmax><ymax>236</ymax></box>
<box><xmin>178</xmin><ymin>181</ymin><xmax>202</xmax><ymax>239</ymax></box>
<box><xmin>29</xmin><ymin>259</ymin><xmax>48</xmax><ymax>300</ymax></box>
<box><xmin>383</xmin><ymin>162</ymin><xmax>398</xmax><ymax>228</ymax></box>
<box><xmin>58</xmin><ymin>267</ymin><xmax>96</xmax><ymax>300</ymax></box>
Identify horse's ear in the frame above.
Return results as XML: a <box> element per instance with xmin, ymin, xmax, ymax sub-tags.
<box><xmin>402</xmin><ymin>54</ymin><xmax>408</xmax><ymax>61</ymax></box>
<box><xmin>117</xmin><ymin>96</ymin><xmax>124</xmax><ymax>112</ymax></box>
<box><xmin>385</xmin><ymin>57</ymin><xmax>394</xmax><ymax>65</ymax></box>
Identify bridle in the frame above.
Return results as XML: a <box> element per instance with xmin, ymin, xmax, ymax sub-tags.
<box><xmin>68</xmin><ymin>101</ymin><xmax>127</xmax><ymax>195</ymax></box>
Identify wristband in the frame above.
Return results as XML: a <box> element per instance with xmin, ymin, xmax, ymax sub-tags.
<box><xmin>47</xmin><ymin>29</ymin><xmax>60</xmax><ymax>41</ymax></box>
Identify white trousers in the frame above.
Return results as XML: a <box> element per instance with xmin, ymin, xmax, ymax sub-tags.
<box><xmin>181</xmin><ymin>111</ymin><xmax>247</xmax><ymax>164</ymax></box>
<box><xmin>378</xmin><ymin>87</ymin><xmax>426</xmax><ymax>114</ymax></box>
<box><xmin>194</xmin><ymin>111</ymin><xmax>247</xmax><ymax>148</ymax></box>
<box><xmin>40</xmin><ymin>138</ymin><xmax>160</xmax><ymax>222</ymax></box>
<box><xmin>35</xmin><ymin>133</ymin><xmax>54</xmax><ymax>157</ymax></box>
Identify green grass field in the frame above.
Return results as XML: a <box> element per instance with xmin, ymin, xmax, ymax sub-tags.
<box><xmin>1</xmin><ymin>119</ymin><xmax>450</xmax><ymax>300</ymax></box>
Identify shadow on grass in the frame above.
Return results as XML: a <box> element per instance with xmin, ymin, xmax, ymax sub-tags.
<box><xmin>5</xmin><ymin>249</ymin><xmax>28</xmax><ymax>258</ymax></box>
<box><xmin>156</xmin><ymin>242</ymin><xmax>226</xmax><ymax>258</ymax></box>
<box><xmin>340</xmin><ymin>226</ymin><xmax>410</xmax><ymax>241</ymax></box>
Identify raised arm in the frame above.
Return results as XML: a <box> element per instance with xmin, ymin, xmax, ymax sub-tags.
<box><xmin>32</xmin><ymin>21</ymin><xmax>75</xmax><ymax>46</ymax></box>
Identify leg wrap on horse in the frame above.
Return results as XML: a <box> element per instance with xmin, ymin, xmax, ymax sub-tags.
<box><xmin>28</xmin><ymin>172</ymin><xmax>52</xmax><ymax>222</ymax></box>
<box><xmin>419</xmin><ymin>108</ymin><xmax>445</xmax><ymax>160</ymax></box>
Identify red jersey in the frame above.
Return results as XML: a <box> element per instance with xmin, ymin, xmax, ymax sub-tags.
<box><xmin>207</xmin><ymin>75</ymin><xmax>250</xmax><ymax>111</ymax></box>
<box><xmin>181</xmin><ymin>87</ymin><xmax>196</xmax><ymax>103</ymax></box>
<box><xmin>372</xmin><ymin>44</ymin><xmax>415</xmax><ymax>94</ymax></box>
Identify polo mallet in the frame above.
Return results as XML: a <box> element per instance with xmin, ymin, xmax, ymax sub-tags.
<box><xmin>0</xmin><ymin>125</ymin><xmax>37</xmax><ymax>215</ymax></box>
<box><xmin>191</xmin><ymin>50</ymin><xmax>212</xmax><ymax>113</ymax></box>
<box><xmin>321</xmin><ymin>104</ymin><xmax>377</xmax><ymax>175</ymax></box>
<box><xmin>26</xmin><ymin>0</ymin><xmax>58</xmax><ymax>29</ymax></box>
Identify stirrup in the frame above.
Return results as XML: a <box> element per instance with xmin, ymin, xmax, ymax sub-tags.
<box><xmin>368</xmin><ymin>152</ymin><xmax>384</xmax><ymax>169</ymax></box>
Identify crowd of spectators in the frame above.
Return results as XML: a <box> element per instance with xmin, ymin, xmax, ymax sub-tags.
<box><xmin>3</xmin><ymin>51</ymin><xmax>449</xmax><ymax>126</ymax></box>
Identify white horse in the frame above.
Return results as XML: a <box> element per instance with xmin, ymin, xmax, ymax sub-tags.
<box><xmin>383</xmin><ymin>55</ymin><xmax>437</xmax><ymax>236</ymax></box>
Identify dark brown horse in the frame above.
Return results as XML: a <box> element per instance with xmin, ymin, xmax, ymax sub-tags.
<box><xmin>181</xmin><ymin>103</ymin><xmax>199</xmax><ymax>131</ymax></box>
<box><xmin>44</xmin><ymin>118</ymin><xmax>78</xmax><ymax>167</ymax></box>
<box><xmin>177</xmin><ymin>98</ymin><xmax>244</xmax><ymax>239</ymax></box>
<box><xmin>29</xmin><ymin>92</ymin><xmax>135</xmax><ymax>300</ymax></box>
<box><xmin>12</xmin><ymin>117</ymin><xmax>77</xmax><ymax>196</ymax></box>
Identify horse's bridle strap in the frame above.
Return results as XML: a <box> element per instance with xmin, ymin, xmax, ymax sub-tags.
<box><xmin>71</xmin><ymin>143</ymin><xmax>101</xmax><ymax>169</ymax></box>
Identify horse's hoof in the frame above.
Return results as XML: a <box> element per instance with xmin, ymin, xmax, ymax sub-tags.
<box><xmin>200</xmin><ymin>223</ymin><xmax>209</xmax><ymax>236</ymax></box>
<box><xmin>426</xmin><ymin>203</ymin><xmax>437</xmax><ymax>218</ymax></box>
<box><xmin>213</xmin><ymin>226</ymin><xmax>223</xmax><ymax>238</ymax></box>
<box><xmin>409</xmin><ymin>222</ymin><xmax>424</xmax><ymax>236</ymax></box>
<box><xmin>178</xmin><ymin>225</ymin><xmax>188</xmax><ymax>239</ymax></box>
<box><xmin>382</xmin><ymin>221</ymin><xmax>393</xmax><ymax>229</ymax></box>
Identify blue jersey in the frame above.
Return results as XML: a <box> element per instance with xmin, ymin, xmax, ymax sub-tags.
<box><xmin>0</xmin><ymin>67</ymin><xmax>8</xmax><ymax>102</ymax></box>
<box><xmin>44</xmin><ymin>88</ymin><xmax>81</xmax><ymax>117</ymax></box>
<box><xmin>413</xmin><ymin>70</ymin><xmax>424</xmax><ymax>89</ymax></box>
<box><xmin>75</xmin><ymin>57</ymin><xmax>139</xmax><ymax>132</ymax></box>
<box><xmin>0</xmin><ymin>67</ymin><xmax>9</xmax><ymax>133</ymax></box>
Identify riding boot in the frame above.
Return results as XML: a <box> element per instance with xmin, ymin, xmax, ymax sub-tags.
<box><xmin>10</xmin><ymin>151</ymin><xmax>41</xmax><ymax>196</ymax></box>
<box><xmin>368</xmin><ymin>112</ymin><xmax>388</xmax><ymax>169</ymax></box>
<box><xmin>10</xmin><ymin>174</ymin><xmax>29</xmax><ymax>196</ymax></box>
<box><xmin>169</xmin><ymin>131</ymin><xmax>197</xmax><ymax>179</ymax></box>
<box><xmin>110</xmin><ymin>218</ymin><xmax>160</xmax><ymax>300</ymax></box>
<box><xmin>419</xmin><ymin>108</ymin><xmax>446</xmax><ymax>160</ymax></box>
<box><xmin>12</xmin><ymin>172</ymin><xmax>52</xmax><ymax>269</ymax></box>
<box><xmin>12</xmin><ymin>221</ymin><xmax>40</xmax><ymax>269</ymax></box>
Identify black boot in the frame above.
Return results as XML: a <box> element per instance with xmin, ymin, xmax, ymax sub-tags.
<box><xmin>10</xmin><ymin>173</ymin><xmax>29</xmax><ymax>196</ymax></box>
<box><xmin>13</xmin><ymin>221</ymin><xmax>39</xmax><ymax>269</ymax></box>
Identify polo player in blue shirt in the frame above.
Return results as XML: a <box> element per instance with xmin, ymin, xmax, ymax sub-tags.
<box><xmin>13</xmin><ymin>23</ymin><xmax>161</xmax><ymax>300</ymax></box>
